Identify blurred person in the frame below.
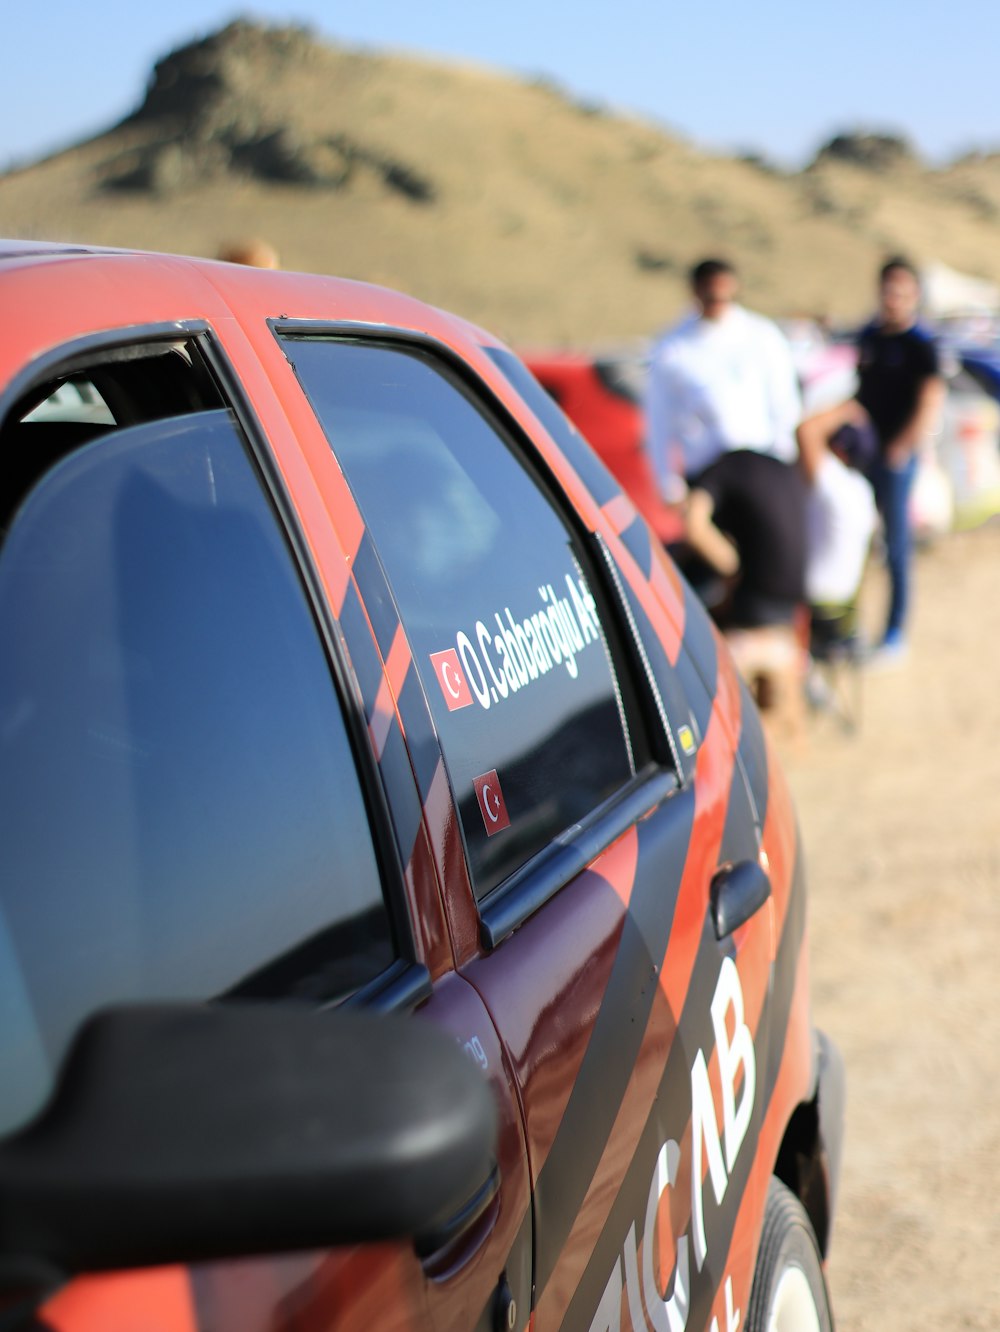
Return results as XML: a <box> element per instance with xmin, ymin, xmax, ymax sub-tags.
<box><xmin>644</xmin><ymin>257</ymin><xmax>802</xmax><ymax>496</ymax></box>
<box><xmin>855</xmin><ymin>256</ymin><xmax>945</xmax><ymax>663</ymax></box>
<box><xmin>796</xmin><ymin>398</ymin><xmax>879</xmax><ymax>617</ymax></box>
<box><xmin>680</xmin><ymin>448</ymin><xmax>808</xmax><ymax>734</ymax></box>
<box><xmin>217</xmin><ymin>238</ymin><xmax>280</xmax><ymax>269</ymax></box>
<box><xmin>796</xmin><ymin>401</ymin><xmax>879</xmax><ymax>712</ymax></box>
<box><xmin>681</xmin><ymin>449</ymin><xmax>808</xmax><ymax>634</ymax></box>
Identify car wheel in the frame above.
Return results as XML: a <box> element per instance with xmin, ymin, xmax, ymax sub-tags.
<box><xmin>746</xmin><ymin>1178</ymin><xmax>833</xmax><ymax>1332</ymax></box>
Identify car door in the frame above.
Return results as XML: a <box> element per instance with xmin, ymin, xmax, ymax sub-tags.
<box><xmin>277</xmin><ymin>329</ymin><xmax>776</xmax><ymax>1332</ymax></box>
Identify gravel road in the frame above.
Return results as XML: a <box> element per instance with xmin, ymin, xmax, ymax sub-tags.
<box><xmin>780</xmin><ymin>524</ymin><xmax>1000</xmax><ymax>1329</ymax></box>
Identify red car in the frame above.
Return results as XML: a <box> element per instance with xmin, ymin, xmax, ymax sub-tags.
<box><xmin>0</xmin><ymin>242</ymin><xmax>842</xmax><ymax>1332</ymax></box>
<box><xmin>521</xmin><ymin>349</ymin><xmax>684</xmax><ymax>546</ymax></box>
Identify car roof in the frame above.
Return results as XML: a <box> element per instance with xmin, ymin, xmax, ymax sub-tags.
<box><xmin>0</xmin><ymin>237</ymin><xmax>625</xmax><ymax>545</ymax></box>
<box><xmin>0</xmin><ymin>238</ymin><xmax>484</xmax><ymax>342</ymax></box>
<box><xmin>0</xmin><ymin>239</ymin><xmax>529</xmax><ymax>409</ymax></box>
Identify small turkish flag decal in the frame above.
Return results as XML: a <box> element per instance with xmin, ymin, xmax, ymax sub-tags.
<box><xmin>430</xmin><ymin>649</ymin><xmax>473</xmax><ymax>711</ymax></box>
<box><xmin>474</xmin><ymin>770</ymin><xmax>510</xmax><ymax>836</ymax></box>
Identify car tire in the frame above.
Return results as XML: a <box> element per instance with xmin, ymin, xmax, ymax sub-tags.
<box><xmin>746</xmin><ymin>1177</ymin><xmax>833</xmax><ymax>1332</ymax></box>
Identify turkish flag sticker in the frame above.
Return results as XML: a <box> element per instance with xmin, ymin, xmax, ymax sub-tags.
<box><xmin>430</xmin><ymin>649</ymin><xmax>473</xmax><ymax>711</ymax></box>
<box><xmin>474</xmin><ymin>770</ymin><xmax>511</xmax><ymax>836</ymax></box>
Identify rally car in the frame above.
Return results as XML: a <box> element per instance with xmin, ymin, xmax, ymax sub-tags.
<box><xmin>0</xmin><ymin>241</ymin><xmax>843</xmax><ymax>1332</ymax></box>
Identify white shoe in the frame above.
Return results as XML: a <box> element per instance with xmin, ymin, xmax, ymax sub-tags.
<box><xmin>865</xmin><ymin>638</ymin><xmax>908</xmax><ymax>671</ymax></box>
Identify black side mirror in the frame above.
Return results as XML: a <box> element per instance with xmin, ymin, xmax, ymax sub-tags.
<box><xmin>0</xmin><ymin>1003</ymin><xmax>497</xmax><ymax>1277</ymax></box>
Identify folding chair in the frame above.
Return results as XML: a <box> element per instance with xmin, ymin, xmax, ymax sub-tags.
<box><xmin>724</xmin><ymin>622</ymin><xmax>807</xmax><ymax>747</ymax></box>
<box><xmin>807</xmin><ymin>601</ymin><xmax>864</xmax><ymax>733</ymax></box>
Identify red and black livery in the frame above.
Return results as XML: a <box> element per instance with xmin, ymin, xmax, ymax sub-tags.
<box><xmin>0</xmin><ymin>243</ymin><xmax>842</xmax><ymax>1332</ymax></box>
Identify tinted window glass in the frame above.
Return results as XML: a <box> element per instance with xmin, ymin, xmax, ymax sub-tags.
<box><xmin>282</xmin><ymin>337</ymin><xmax>635</xmax><ymax>898</ymax></box>
<box><xmin>0</xmin><ymin>409</ymin><xmax>391</xmax><ymax>1134</ymax></box>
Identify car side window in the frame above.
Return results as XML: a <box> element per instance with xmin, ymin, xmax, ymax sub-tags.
<box><xmin>0</xmin><ymin>359</ymin><xmax>393</xmax><ymax>1136</ymax></box>
<box><xmin>280</xmin><ymin>336</ymin><xmax>639</xmax><ymax>900</ymax></box>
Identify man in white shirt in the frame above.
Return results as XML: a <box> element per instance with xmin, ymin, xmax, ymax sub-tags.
<box><xmin>644</xmin><ymin>258</ymin><xmax>802</xmax><ymax>493</ymax></box>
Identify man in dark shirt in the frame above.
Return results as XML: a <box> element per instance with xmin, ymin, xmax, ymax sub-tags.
<box><xmin>683</xmin><ymin>449</ymin><xmax>808</xmax><ymax>630</ymax></box>
<box><xmin>856</xmin><ymin>257</ymin><xmax>945</xmax><ymax>661</ymax></box>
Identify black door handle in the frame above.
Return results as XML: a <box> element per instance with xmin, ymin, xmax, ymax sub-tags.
<box><xmin>710</xmin><ymin>859</ymin><xmax>772</xmax><ymax>939</ymax></box>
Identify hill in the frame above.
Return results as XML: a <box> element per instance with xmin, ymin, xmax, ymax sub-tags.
<box><xmin>4</xmin><ymin>19</ymin><xmax>1000</xmax><ymax>346</ymax></box>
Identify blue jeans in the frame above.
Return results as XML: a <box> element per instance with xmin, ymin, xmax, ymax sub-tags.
<box><xmin>870</xmin><ymin>452</ymin><xmax>917</xmax><ymax>640</ymax></box>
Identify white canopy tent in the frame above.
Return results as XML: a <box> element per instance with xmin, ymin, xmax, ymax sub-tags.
<box><xmin>921</xmin><ymin>262</ymin><xmax>1000</xmax><ymax>319</ymax></box>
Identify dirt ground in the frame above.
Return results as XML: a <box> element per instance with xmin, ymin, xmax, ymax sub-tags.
<box><xmin>775</xmin><ymin>522</ymin><xmax>1000</xmax><ymax>1329</ymax></box>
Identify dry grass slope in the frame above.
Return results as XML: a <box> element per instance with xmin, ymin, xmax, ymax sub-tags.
<box><xmin>5</xmin><ymin>20</ymin><xmax>1000</xmax><ymax>345</ymax></box>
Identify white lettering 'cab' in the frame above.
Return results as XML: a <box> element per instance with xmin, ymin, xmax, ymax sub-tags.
<box><xmin>590</xmin><ymin>959</ymin><xmax>755</xmax><ymax>1332</ymax></box>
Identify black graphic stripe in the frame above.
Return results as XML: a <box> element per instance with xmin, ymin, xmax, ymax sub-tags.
<box><xmin>351</xmin><ymin>529</ymin><xmax>400</xmax><ymax>661</ymax></box>
<box><xmin>533</xmin><ymin>783</ymin><xmax>697</xmax><ymax>1293</ymax></box>
<box><xmin>338</xmin><ymin>580</ymin><xmax>384</xmax><ymax>719</ymax></box>
<box><xmin>617</xmin><ymin>514</ymin><xmax>654</xmax><ymax>582</ymax></box>
<box><xmin>552</xmin><ymin>706</ymin><xmax>765</xmax><ymax>1326</ymax></box>
<box><xmin>733</xmin><ymin>675</ymin><xmax>769</xmax><ymax>834</ymax></box>
<box><xmin>395</xmin><ymin>665</ymin><xmax>440</xmax><ymax>803</ymax></box>
<box><xmin>377</xmin><ymin>720</ymin><xmax>424</xmax><ymax>869</ymax></box>
<box><xmin>679</xmin><ymin>578</ymin><xmax>719</xmax><ymax>692</ymax></box>
<box><xmin>557</xmin><ymin>910</ymin><xmax>732</xmax><ymax>1332</ymax></box>
<box><xmin>762</xmin><ymin>834</ymin><xmax>807</xmax><ymax>1100</ymax></box>
<box><xmin>673</xmin><ymin>581</ymin><xmax>719</xmax><ymax>745</ymax></box>
<box><xmin>717</xmin><ymin>678</ymin><xmax>766</xmax><ymax>865</ymax></box>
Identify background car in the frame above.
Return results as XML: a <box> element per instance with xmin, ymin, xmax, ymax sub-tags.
<box><xmin>0</xmin><ymin>241</ymin><xmax>842</xmax><ymax>1332</ymax></box>
<box><xmin>932</xmin><ymin>346</ymin><xmax>1000</xmax><ymax>531</ymax></box>
<box><xmin>520</xmin><ymin>346</ymin><xmax>683</xmax><ymax>545</ymax></box>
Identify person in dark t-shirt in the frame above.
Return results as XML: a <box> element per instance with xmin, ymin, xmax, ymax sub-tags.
<box><xmin>683</xmin><ymin>449</ymin><xmax>808</xmax><ymax>630</ymax></box>
<box><xmin>855</xmin><ymin>257</ymin><xmax>945</xmax><ymax>661</ymax></box>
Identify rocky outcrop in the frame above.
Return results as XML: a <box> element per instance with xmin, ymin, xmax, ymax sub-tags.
<box><xmin>97</xmin><ymin>20</ymin><xmax>435</xmax><ymax>202</ymax></box>
<box><xmin>811</xmin><ymin>131</ymin><xmax>919</xmax><ymax>172</ymax></box>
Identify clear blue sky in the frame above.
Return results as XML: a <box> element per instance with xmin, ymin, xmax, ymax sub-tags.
<box><xmin>3</xmin><ymin>2</ymin><xmax>998</xmax><ymax>171</ymax></box>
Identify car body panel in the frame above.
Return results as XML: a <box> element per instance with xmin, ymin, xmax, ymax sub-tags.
<box><xmin>0</xmin><ymin>243</ymin><xmax>837</xmax><ymax>1332</ymax></box>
